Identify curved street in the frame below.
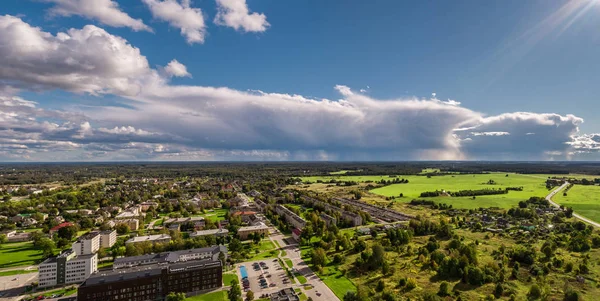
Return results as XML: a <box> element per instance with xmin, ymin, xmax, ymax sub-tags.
<box><xmin>545</xmin><ymin>181</ymin><xmax>600</xmax><ymax>228</ymax></box>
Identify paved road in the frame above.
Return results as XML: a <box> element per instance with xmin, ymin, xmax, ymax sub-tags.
<box><xmin>269</xmin><ymin>232</ymin><xmax>340</xmax><ymax>301</ymax></box>
<box><xmin>545</xmin><ymin>181</ymin><xmax>600</xmax><ymax>228</ymax></box>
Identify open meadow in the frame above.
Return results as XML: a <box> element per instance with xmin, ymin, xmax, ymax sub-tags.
<box><xmin>553</xmin><ymin>184</ymin><xmax>600</xmax><ymax>223</ymax></box>
<box><xmin>302</xmin><ymin>173</ymin><xmax>553</xmax><ymax>209</ymax></box>
<box><xmin>0</xmin><ymin>241</ymin><xmax>44</xmax><ymax>269</ymax></box>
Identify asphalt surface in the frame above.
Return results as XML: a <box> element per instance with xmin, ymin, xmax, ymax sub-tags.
<box><xmin>269</xmin><ymin>232</ymin><xmax>340</xmax><ymax>301</ymax></box>
<box><xmin>0</xmin><ymin>273</ymin><xmax>37</xmax><ymax>301</ymax></box>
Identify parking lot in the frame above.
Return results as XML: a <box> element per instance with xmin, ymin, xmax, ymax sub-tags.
<box><xmin>0</xmin><ymin>272</ymin><xmax>38</xmax><ymax>301</ymax></box>
<box><xmin>237</xmin><ymin>258</ymin><xmax>290</xmax><ymax>299</ymax></box>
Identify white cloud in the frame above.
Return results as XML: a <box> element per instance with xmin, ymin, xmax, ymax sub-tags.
<box><xmin>0</xmin><ymin>16</ymin><xmax>596</xmax><ymax>161</ymax></box>
<box><xmin>0</xmin><ymin>15</ymin><xmax>153</xmax><ymax>95</ymax></box>
<box><xmin>214</xmin><ymin>0</ymin><xmax>269</xmax><ymax>32</ymax></box>
<box><xmin>456</xmin><ymin>112</ymin><xmax>583</xmax><ymax>160</ymax></box>
<box><xmin>143</xmin><ymin>0</ymin><xmax>207</xmax><ymax>44</ymax></box>
<box><xmin>44</xmin><ymin>0</ymin><xmax>152</xmax><ymax>32</ymax></box>
<box><xmin>164</xmin><ymin>59</ymin><xmax>191</xmax><ymax>77</ymax></box>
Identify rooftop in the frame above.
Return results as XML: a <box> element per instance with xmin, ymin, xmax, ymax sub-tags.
<box><xmin>238</xmin><ymin>224</ymin><xmax>269</xmax><ymax>232</ymax></box>
<box><xmin>125</xmin><ymin>234</ymin><xmax>171</xmax><ymax>244</ymax></box>
<box><xmin>190</xmin><ymin>228</ymin><xmax>229</xmax><ymax>237</ymax></box>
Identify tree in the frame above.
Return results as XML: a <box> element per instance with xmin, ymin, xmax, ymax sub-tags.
<box><xmin>311</xmin><ymin>248</ymin><xmax>327</xmax><ymax>268</ymax></box>
<box><xmin>228</xmin><ymin>280</ymin><xmax>242</xmax><ymax>301</ymax></box>
<box><xmin>564</xmin><ymin>287</ymin><xmax>581</xmax><ymax>301</ymax></box>
<box><xmin>494</xmin><ymin>283</ymin><xmax>505</xmax><ymax>298</ymax></box>
<box><xmin>0</xmin><ymin>234</ymin><xmax>6</xmax><ymax>245</ymax></box>
<box><xmin>528</xmin><ymin>284</ymin><xmax>542</xmax><ymax>300</ymax></box>
<box><xmin>38</xmin><ymin>238</ymin><xmax>56</xmax><ymax>258</ymax></box>
<box><xmin>166</xmin><ymin>292</ymin><xmax>186</xmax><ymax>301</ymax></box>
<box><xmin>58</xmin><ymin>225</ymin><xmax>78</xmax><ymax>241</ymax></box>
<box><xmin>116</xmin><ymin>224</ymin><xmax>130</xmax><ymax>235</ymax></box>
<box><xmin>245</xmin><ymin>290</ymin><xmax>254</xmax><ymax>301</ymax></box>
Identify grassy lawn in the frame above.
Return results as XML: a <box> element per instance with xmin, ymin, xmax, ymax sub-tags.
<box><xmin>39</xmin><ymin>286</ymin><xmax>77</xmax><ymax>298</ymax></box>
<box><xmin>186</xmin><ymin>290</ymin><xmax>227</xmax><ymax>301</ymax></box>
<box><xmin>300</xmin><ymin>246</ymin><xmax>355</xmax><ymax>299</ymax></box>
<box><xmin>197</xmin><ymin>208</ymin><xmax>229</xmax><ymax>222</ymax></box>
<box><xmin>245</xmin><ymin>240</ymin><xmax>278</xmax><ymax>261</ymax></box>
<box><xmin>296</xmin><ymin>273</ymin><xmax>307</xmax><ymax>284</ymax></box>
<box><xmin>284</xmin><ymin>258</ymin><xmax>293</xmax><ymax>268</ymax></box>
<box><xmin>303</xmin><ymin>173</ymin><xmax>552</xmax><ymax>209</ymax></box>
<box><xmin>0</xmin><ymin>241</ymin><xmax>44</xmax><ymax>268</ymax></box>
<box><xmin>222</xmin><ymin>273</ymin><xmax>239</xmax><ymax>285</ymax></box>
<box><xmin>553</xmin><ymin>184</ymin><xmax>600</xmax><ymax>223</ymax></box>
<box><xmin>154</xmin><ymin>218</ymin><xmax>164</xmax><ymax>226</ymax></box>
<box><xmin>98</xmin><ymin>261</ymin><xmax>113</xmax><ymax>269</ymax></box>
<box><xmin>0</xmin><ymin>268</ymin><xmax>37</xmax><ymax>277</ymax></box>
<box><xmin>319</xmin><ymin>265</ymin><xmax>356</xmax><ymax>300</ymax></box>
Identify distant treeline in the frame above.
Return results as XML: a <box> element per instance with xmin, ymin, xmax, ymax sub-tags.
<box><xmin>420</xmin><ymin>187</ymin><xmax>523</xmax><ymax>198</ymax></box>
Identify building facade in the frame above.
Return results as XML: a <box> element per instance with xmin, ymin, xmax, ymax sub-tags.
<box><xmin>38</xmin><ymin>250</ymin><xmax>97</xmax><ymax>288</ymax></box>
<box><xmin>72</xmin><ymin>232</ymin><xmax>100</xmax><ymax>256</ymax></box>
<box><xmin>99</xmin><ymin>230</ymin><xmax>117</xmax><ymax>249</ymax></box>
<box><xmin>237</xmin><ymin>224</ymin><xmax>269</xmax><ymax>240</ymax></box>
<box><xmin>275</xmin><ymin>205</ymin><xmax>306</xmax><ymax>230</ymax></box>
<box><xmin>77</xmin><ymin>257</ymin><xmax>222</xmax><ymax>301</ymax></box>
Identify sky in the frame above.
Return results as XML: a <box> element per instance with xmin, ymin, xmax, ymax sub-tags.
<box><xmin>0</xmin><ymin>0</ymin><xmax>600</xmax><ymax>161</ymax></box>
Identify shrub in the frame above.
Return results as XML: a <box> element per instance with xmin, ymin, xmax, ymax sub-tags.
<box><xmin>406</xmin><ymin>278</ymin><xmax>417</xmax><ymax>290</ymax></box>
<box><xmin>438</xmin><ymin>281</ymin><xmax>450</xmax><ymax>296</ymax></box>
<box><xmin>528</xmin><ymin>284</ymin><xmax>542</xmax><ymax>300</ymax></box>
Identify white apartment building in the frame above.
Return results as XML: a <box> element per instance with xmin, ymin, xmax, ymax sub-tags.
<box><xmin>72</xmin><ymin>232</ymin><xmax>100</xmax><ymax>256</ymax></box>
<box><xmin>99</xmin><ymin>230</ymin><xmax>117</xmax><ymax>249</ymax></box>
<box><xmin>38</xmin><ymin>250</ymin><xmax>97</xmax><ymax>288</ymax></box>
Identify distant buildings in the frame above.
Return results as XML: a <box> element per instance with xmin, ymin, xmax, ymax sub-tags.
<box><xmin>320</xmin><ymin>213</ymin><xmax>337</xmax><ymax>227</ymax></box>
<box><xmin>275</xmin><ymin>205</ymin><xmax>306</xmax><ymax>230</ymax></box>
<box><xmin>164</xmin><ymin>216</ymin><xmax>206</xmax><ymax>230</ymax></box>
<box><xmin>112</xmin><ymin>218</ymin><xmax>140</xmax><ymax>231</ymax></box>
<box><xmin>38</xmin><ymin>250</ymin><xmax>98</xmax><ymax>288</ymax></box>
<box><xmin>237</xmin><ymin>224</ymin><xmax>269</xmax><ymax>240</ymax></box>
<box><xmin>125</xmin><ymin>234</ymin><xmax>171</xmax><ymax>245</ymax></box>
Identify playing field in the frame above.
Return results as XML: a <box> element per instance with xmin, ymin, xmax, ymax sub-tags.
<box><xmin>303</xmin><ymin>173</ymin><xmax>552</xmax><ymax>209</ymax></box>
<box><xmin>0</xmin><ymin>241</ymin><xmax>44</xmax><ymax>268</ymax></box>
<box><xmin>553</xmin><ymin>185</ymin><xmax>600</xmax><ymax>223</ymax></box>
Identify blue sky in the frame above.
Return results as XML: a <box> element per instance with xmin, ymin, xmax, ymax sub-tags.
<box><xmin>0</xmin><ymin>0</ymin><xmax>599</xmax><ymax>161</ymax></box>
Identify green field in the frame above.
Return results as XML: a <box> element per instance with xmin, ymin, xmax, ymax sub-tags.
<box><xmin>303</xmin><ymin>173</ymin><xmax>552</xmax><ymax>209</ymax></box>
<box><xmin>0</xmin><ymin>241</ymin><xmax>44</xmax><ymax>268</ymax></box>
<box><xmin>198</xmin><ymin>208</ymin><xmax>229</xmax><ymax>222</ymax></box>
<box><xmin>186</xmin><ymin>290</ymin><xmax>227</xmax><ymax>301</ymax></box>
<box><xmin>245</xmin><ymin>240</ymin><xmax>278</xmax><ymax>261</ymax></box>
<box><xmin>553</xmin><ymin>184</ymin><xmax>600</xmax><ymax>223</ymax></box>
<box><xmin>222</xmin><ymin>273</ymin><xmax>239</xmax><ymax>286</ymax></box>
<box><xmin>300</xmin><ymin>246</ymin><xmax>356</xmax><ymax>299</ymax></box>
<box><xmin>0</xmin><ymin>268</ymin><xmax>37</xmax><ymax>277</ymax></box>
